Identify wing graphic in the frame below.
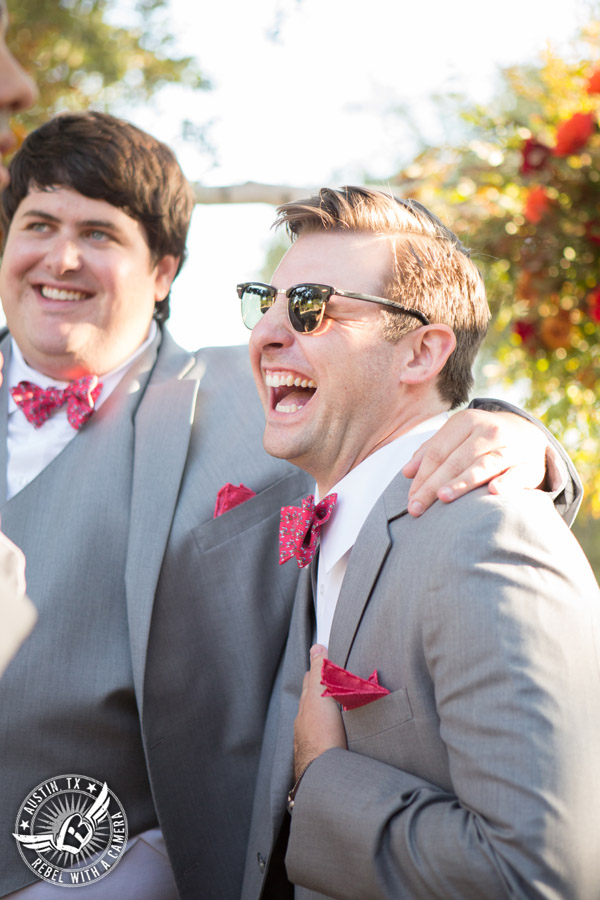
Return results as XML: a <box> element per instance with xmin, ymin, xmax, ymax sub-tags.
<box><xmin>13</xmin><ymin>831</ymin><xmax>55</xmax><ymax>851</ymax></box>
<box><xmin>85</xmin><ymin>782</ymin><xmax>110</xmax><ymax>825</ymax></box>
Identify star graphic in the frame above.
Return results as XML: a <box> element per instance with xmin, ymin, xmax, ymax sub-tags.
<box><xmin>87</xmin><ymin>783</ymin><xmax>97</xmax><ymax>794</ymax></box>
<box><xmin>20</xmin><ymin>820</ymin><xmax>29</xmax><ymax>831</ymax></box>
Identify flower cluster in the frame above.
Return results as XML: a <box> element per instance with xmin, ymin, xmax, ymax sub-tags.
<box><xmin>392</xmin><ymin>31</ymin><xmax>600</xmax><ymax>517</ymax></box>
<box><xmin>507</xmin><ymin>68</ymin><xmax>599</xmax><ymax>363</ymax></box>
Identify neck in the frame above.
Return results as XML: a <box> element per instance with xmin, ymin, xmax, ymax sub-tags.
<box><xmin>313</xmin><ymin>401</ymin><xmax>450</xmax><ymax>497</ymax></box>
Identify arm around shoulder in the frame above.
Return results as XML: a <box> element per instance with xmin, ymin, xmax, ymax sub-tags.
<box><xmin>469</xmin><ymin>397</ymin><xmax>582</xmax><ymax>525</ymax></box>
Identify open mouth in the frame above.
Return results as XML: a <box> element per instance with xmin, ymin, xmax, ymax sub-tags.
<box><xmin>39</xmin><ymin>285</ymin><xmax>92</xmax><ymax>302</ymax></box>
<box><xmin>265</xmin><ymin>370</ymin><xmax>317</xmax><ymax>413</ymax></box>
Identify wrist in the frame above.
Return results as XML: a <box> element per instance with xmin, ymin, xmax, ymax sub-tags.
<box><xmin>287</xmin><ymin>758</ymin><xmax>316</xmax><ymax>814</ymax></box>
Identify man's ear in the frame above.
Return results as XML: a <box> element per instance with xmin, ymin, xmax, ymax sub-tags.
<box><xmin>399</xmin><ymin>324</ymin><xmax>456</xmax><ymax>385</ymax></box>
<box><xmin>154</xmin><ymin>255</ymin><xmax>180</xmax><ymax>302</ymax></box>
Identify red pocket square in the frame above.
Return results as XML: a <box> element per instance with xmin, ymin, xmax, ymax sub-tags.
<box><xmin>320</xmin><ymin>658</ymin><xmax>390</xmax><ymax>711</ymax></box>
<box><xmin>214</xmin><ymin>483</ymin><xmax>256</xmax><ymax>518</ymax></box>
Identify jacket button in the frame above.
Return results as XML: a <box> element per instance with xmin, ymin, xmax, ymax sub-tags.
<box><xmin>257</xmin><ymin>853</ymin><xmax>266</xmax><ymax>873</ymax></box>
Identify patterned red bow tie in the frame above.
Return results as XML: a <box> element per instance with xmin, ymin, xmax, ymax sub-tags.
<box><xmin>11</xmin><ymin>377</ymin><xmax>103</xmax><ymax>430</ymax></box>
<box><xmin>279</xmin><ymin>493</ymin><xmax>337</xmax><ymax>568</ymax></box>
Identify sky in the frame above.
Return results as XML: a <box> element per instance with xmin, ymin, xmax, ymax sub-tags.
<box><xmin>124</xmin><ymin>0</ymin><xmax>591</xmax><ymax>351</ymax></box>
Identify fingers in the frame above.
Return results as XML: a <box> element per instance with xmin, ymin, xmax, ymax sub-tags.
<box><xmin>309</xmin><ymin>643</ymin><xmax>328</xmax><ymax>664</ymax></box>
<box><xmin>300</xmin><ymin>645</ymin><xmax>328</xmax><ymax>698</ymax></box>
<box><xmin>403</xmin><ymin>414</ymin><xmax>488</xmax><ymax>516</ymax></box>
<box><xmin>403</xmin><ymin>410</ymin><xmax>548</xmax><ymax>517</ymax></box>
<box><xmin>294</xmin><ymin>644</ymin><xmax>346</xmax><ymax>778</ymax></box>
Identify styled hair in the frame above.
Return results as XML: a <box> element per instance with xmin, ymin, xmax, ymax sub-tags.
<box><xmin>0</xmin><ymin>111</ymin><xmax>195</xmax><ymax>322</ymax></box>
<box><xmin>274</xmin><ymin>186</ymin><xmax>490</xmax><ymax>408</ymax></box>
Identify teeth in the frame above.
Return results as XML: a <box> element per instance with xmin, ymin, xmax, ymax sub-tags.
<box><xmin>265</xmin><ymin>371</ymin><xmax>316</xmax><ymax>389</ymax></box>
<box><xmin>275</xmin><ymin>401</ymin><xmax>301</xmax><ymax>413</ymax></box>
<box><xmin>41</xmin><ymin>286</ymin><xmax>87</xmax><ymax>301</ymax></box>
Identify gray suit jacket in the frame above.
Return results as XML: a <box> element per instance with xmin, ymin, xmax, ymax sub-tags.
<box><xmin>0</xmin><ymin>327</ymin><xmax>312</xmax><ymax>899</ymax></box>
<box><xmin>243</xmin><ymin>474</ymin><xmax>600</xmax><ymax>899</ymax></box>
<box><xmin>119</xmin><ymin>330</ymin><xmax>313</xmax><ymax>898</ymax></box>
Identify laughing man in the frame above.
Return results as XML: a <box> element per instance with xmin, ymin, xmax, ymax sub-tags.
<box><xmin>241</xmin><ymin>187</ymin><xmax>600</xmax><ymax>900</ymax></box>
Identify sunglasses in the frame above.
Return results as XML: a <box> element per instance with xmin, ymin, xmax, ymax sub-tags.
<box><xmin>237</xmin><ymin>281</ymin><xmax>430</xmax><ymax>335</ymax></box>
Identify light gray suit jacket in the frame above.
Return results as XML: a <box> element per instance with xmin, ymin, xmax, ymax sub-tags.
<box><xmin>109</xmin><ymin>330</ymin><xmax>313</xmax><ymax>898</ymax></box>
<box><xmin>0</xmin><ymin>327</ymin><xmax>312</xmax><ymax>899</ymax></box>
<box><xmin>243</xmin><ymin>474</ymin><xmax>600</xmax><ymax>899</ymax></box>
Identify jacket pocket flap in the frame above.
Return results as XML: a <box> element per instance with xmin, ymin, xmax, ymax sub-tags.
<box><xmin>343</xmin><ymin>687</ymin><xmax>413</xmax><ymax>743</ymax></box>
<box><xmin>192</xmin><ymin>469</ymin><xmax>310</xmax><ymax>552</ymax></box>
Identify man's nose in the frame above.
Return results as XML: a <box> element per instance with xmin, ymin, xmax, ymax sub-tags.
<box><xmin>250</xmin><ymin>293</ymin><xmax>295</xmax><ymax>349</ymax></box>
<box><xmin>45</xmin><ymin>236</ymin><xmax>83</xmax><ymax>274</ymax></box>
<box><xmin>0</xmin><ymin>48</ymin><xmax>38</xmax><ymax>114</ymax></box>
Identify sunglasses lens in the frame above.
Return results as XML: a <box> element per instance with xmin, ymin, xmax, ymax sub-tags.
<box><xmin>240</xmin><ymin>283</ymin><xmax>276</xmax><ymax>330</ymax></box>
<box><xmin>288</xmin><ymin>285</ymin><xmax>329</xmax><ymax>333</ymax></box>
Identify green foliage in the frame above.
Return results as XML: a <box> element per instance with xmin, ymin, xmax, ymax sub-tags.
<box><xmin>391</xmin><ymin>19</ymin><xmax>600</xmax><ymax>521</ymax></box>
<box><xmin>8</xmin><ymin>0</ymin><xmax>206</xmax><ymax>131</ymax></box>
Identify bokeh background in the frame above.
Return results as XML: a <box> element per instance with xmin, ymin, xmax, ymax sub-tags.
<box><xmin>6</xmin><ymin>0</ymin><xmax>599</xmax><ymax>572</ymax></box>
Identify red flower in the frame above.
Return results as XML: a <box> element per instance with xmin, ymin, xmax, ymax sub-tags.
<box><xmin>585</xmin><ymin>220</ymin><xmax>600</xmax><ymax>246</ymax></box>
<box><xmin>540</xmin><ymin>311</ymin><xmax>573</xmax><ymax>350</ymax></box>
<box><xmin>587</xmin><ymin>287</ymin><xmax>600</xmax><ymax>322</ymax></box>
<box><xmin>520</xmin><ymin>138</ymin><xmax>551</xmax><ymax>174</ymax></box>
<box><xmin>587</xmin><ymin>68</ymin><xmax>600</xmax><ymax>95</ymax></box>
<box><xmin>553</xmin><ymin>112</ymin><xmax>595</xmax><ymax>156</ymax></box>
<box><xmin>524</xmin><ymin>186</ymin><xmax>551</xmax><ymax>223</ymax></box>
<box><xmin>513</xmin><ymin>320</ymin><xmax>536</xmax><ymax>343</ymax></box>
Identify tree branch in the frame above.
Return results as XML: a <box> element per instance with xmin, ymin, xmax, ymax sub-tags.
<box><xmin>191</xmin><ymin>181</ymin><xmax>314</xmax><ymax>205</ymax></box>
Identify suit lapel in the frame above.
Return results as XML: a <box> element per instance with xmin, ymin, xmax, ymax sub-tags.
<box><xmin>269</xmin><ymin>566</ymin><xmax>315</xmax><ymax>826</ymax></box>
<box><xmin>328</xmin><ymin>474</ymin><xmax>411</xmax><ymax>666</ymax></box>
<box><xmin>125</xmin><ymin>334</ymin><xmax>200</xmax><ymax>710</ymax></box>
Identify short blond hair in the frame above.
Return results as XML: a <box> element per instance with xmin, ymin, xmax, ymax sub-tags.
<box><xmin>274</xmin><ymin>186</ymin><xmax>490</xmax><ymax>408</ymax></box>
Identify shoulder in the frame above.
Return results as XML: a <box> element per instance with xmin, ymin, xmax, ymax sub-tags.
<box><xmin>386</xmin><ymin>482</ymin><xmax>597</xmax><ymax>599</ymax></box>
<box><xmin>159</xmin><ymin>332</ymin><xmax>254</xmax><ymax>386</ymax></box>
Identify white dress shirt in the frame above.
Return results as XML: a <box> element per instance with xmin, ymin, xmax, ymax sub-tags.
<box><xmin>6</xmin><ymin>322</ymin><xmax>157</xmax><ymax>500</ymax></box>
<box><xmin>315</xmin><ymin>413</ymin><xmax>448</xmax><ymax>647</ymax></box>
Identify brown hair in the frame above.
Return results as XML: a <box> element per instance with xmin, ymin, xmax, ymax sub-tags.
<box><xmin>274</xmin><ymin>186</ymin><xmax>490</xmax><ymax>408</ymax></box>
<box><xmin>1</xmin><ymin>111</ymin><xmax>195</xmax><ymax>322</ymax></box>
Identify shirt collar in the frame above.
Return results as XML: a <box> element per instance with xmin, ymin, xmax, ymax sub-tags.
<box><xmin>317</xmin><ymin>412</ymin><xmax>448</xmax><ymax>575</ymax></box>
<box><xmin>8</xmin><ymin>320</ymin><xmax>158</xmax><ymax>414</ymax></box>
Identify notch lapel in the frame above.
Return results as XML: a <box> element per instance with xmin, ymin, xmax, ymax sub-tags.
<box><xmin>125</xmin><ymin>348</ymin><xmax>200</xmax><ymax>712</ymax></box>
<box><xmin>328</xmin><ymin>474</ymin><xmax>411</xmax><ymax>667</ymax></box>
<box><xmin>269</xmin><ymin>566</ymin><xmax>315</xmax><ymax>827</ymax></box>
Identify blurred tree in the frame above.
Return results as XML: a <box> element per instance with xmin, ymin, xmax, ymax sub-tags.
<box><xmin>388</xmin><ymin>18</ymin><xmax>600</xmax><ymax>544</ymax></box>
<box><xmin>8</xmin><ymin>0</ymin><xmax>206</xmax><ymax>132</ymax></box>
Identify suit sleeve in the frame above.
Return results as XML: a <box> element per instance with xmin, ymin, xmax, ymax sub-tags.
<box><xmin>468</xmin><ymin>396</ymin><xmax>582</xmax><ymax>526</ymax></box>
<box><xmin>285</xmin><ymin>493</ymin><xmax>600</xmax><ymax>899</ymax></box>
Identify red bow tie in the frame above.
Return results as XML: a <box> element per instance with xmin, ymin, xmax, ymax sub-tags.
<box><xmin>11</xmin><ymin>377</ymin><xmax>103</xmax><ymax>430</ymax></box>
<box><xmin>279</xmin><ymin>493</ymin><xmax>337</xmax><ymax>568</ymax></box>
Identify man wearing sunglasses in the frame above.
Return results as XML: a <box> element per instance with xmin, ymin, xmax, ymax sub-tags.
<box><xmin>241</xmin><ymin>187</ymin><xmax>600</xmax><ymax>900</ymax></box>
